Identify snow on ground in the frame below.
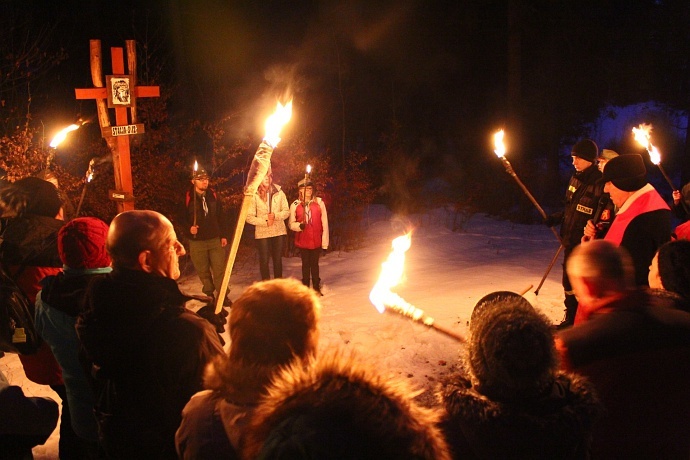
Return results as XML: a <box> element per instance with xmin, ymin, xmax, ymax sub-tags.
<box><xmin>1</xmin><ymin>205</ymin><xmax>566</xmax><ymax>459</ymax></box>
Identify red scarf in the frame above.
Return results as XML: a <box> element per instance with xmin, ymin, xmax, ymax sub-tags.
<box><xmin>604</xmin><ymin>188</ymin><xmax>669</xmax><ymax>245</ymax></box>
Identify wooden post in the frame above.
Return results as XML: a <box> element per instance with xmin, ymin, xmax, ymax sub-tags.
<box><xmin>75</xmin><ymin>39</ymin><xmax>160</xmax><ymax>212</ymax></box>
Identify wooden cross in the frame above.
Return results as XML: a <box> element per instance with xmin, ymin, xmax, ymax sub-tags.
<box><xmin>75</xmin><ymin>40</ymin><xmax>160</xmax><ymax>212</ymax></box>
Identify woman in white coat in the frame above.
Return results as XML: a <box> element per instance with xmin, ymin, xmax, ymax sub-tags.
<box><xmin>246</xmin><ymin>173</ymin><xmax>290</xmax><ymax>280</ymax></box>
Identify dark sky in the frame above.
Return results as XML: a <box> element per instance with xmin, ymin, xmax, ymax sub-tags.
<box><xmin>7</xmin><ymin>0</ymin><xmax>690</xmax><ymax>162</ymax></box>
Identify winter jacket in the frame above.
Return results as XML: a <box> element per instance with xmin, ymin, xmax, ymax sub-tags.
<box><xmin>288</xmin><ymin>197</ymin><xmax>329</xmax><ymax>249</ymax></box>
<box><xmin>551</xmin><ymin>164</ymin><xmax>606</xmax><ymax>249</ymax></box>
<box><xmin>178</xmin><ymin>187</ymin><xmax>231</xmax><ymax>241</ymax></box>
<box><xmin>76</xmin><ymin>268</ymin><xmax>224</xmax><ymax>459</ymax></box>
<box><xmin>35</xmin><ymin>267</ymin><xmax>112</xmax><ymax>442</ymax></box>
<box><xmin>440</xmin><ymin>372</ymin><xmax>601</xmax><ymax>459</ymax></box>
<box><xmin>242</xmin><ymin>351</ymin><xmax>452</xmax><ymax>459</ymax></box>
<box><xmin>604</xmin><ymin>184</ymin><xmax>671</xmax><ymax>286</ymax></box>
<box><xmin>556</xmin><ymin>289</ymin><xmax>690</xmax><ymax>458</ymax></box>
<box><xmin>0</xmin><ymin>214</ymin><xmax>64</xmax><ymax>385</ymax></box>
<box><xmin>246</xmin><ymin>184</ymin><xmax>289</xmax><ymax>239</ymax></box>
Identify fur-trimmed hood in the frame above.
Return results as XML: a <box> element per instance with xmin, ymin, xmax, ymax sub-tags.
<box><xmin>242</xmin><ymin>350</ymin><xmax>451</xmax><ymax>459</ymax></box>
<box><xmin>440</xmin><ymin>371</ymin><xmax>601</xmax><ymax>459</ymax></box>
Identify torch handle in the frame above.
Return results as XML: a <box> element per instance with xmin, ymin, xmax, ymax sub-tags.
<box><xmin>501</xmin><ymin>158</ymin><xmax>562</xmax><ymax>243</ymax></box>
<box><xmin>429</xmin><ymin>322</ymin><xmax>467</xmax><ymax>343</ymax></box>
<box><xmin>534</xmin><ymin>244</ymin><xmax>564</xmax><ymax>295</ymax></box>
<box><xmin>214</xmin><ymin>193</ymin><xmax>252</xmax><ymax>314</ymax></box>
<box><xmin>657</xmin><ymin>163</ymin><xmax>690</xmax><ymax>215</ymax></box>
<box><xmin>76</xmin><ymin>184</ymin><xmax>88</xmax><ymax>217</ymax></box>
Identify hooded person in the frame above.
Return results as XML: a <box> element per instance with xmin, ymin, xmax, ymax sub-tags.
<box><xmin>288</xmin><ymin>177</ymin><xmax>329</xmax><ymax>295</ymax></box>
<box><xmin>176</xmin><ymin>278</ymin><xmax>321</xmax><ymax>459</ymax></box>
<box><xmin>34</xmin><ymin>217</ymin><xmax>113</xmax><ymax>454</ymax></box>
<box><xmin>440</xmin><ymin>292</ymin><xmax>601</xmax><ymax>459</ymax></box>
<box><xmin>584</xmin><ymin>153</ymin><xmax>672</xmax><ymax>286</ymax></box>
<box><xmin>242</xmin><ymin>349</ymin><xmax>452</xmax><ymax>460</ymax></box>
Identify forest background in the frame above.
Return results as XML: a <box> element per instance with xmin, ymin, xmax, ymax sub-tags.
<box><xmin>2</xmin><ymin>0</ymin><xmax>690</xmax><ymax>250</ymax></box>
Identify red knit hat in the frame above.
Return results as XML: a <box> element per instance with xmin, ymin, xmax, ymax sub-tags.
<box><xmin>58</xmin><ymin>217</ymin><xmax>111</xmax><ymax>269</ymax></box>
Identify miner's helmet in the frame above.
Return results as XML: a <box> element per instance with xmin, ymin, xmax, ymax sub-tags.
<box><xmin>192</xmin><ymin>167</ymin><xmax>210</xmax><ymax>180</ymax></box>
<box><xmin>298</xmin><ymin>178</ymin><xmax>314</xmax><ymax>188</ymax></box>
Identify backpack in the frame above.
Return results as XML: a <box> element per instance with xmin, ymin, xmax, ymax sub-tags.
<box><xmin>0</xmin><ymin>262</ymin><xmax>42</xmax><ymax>354</ymax></box>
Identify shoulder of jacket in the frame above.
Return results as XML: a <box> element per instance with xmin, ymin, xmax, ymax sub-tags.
<box><xmin>292</xmin><ymin>200</ymin><xmax>301</xmax><ymax>206</ymax></box>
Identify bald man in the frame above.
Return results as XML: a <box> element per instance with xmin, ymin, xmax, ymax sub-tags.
<box><xmin>77</xmin><ymin>210</ymin><xmax>224</xmax><ymax>459</ymax></box>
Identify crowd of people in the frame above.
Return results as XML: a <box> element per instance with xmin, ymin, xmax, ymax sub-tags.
<box><xmin>1</xmin><ymin>145</ymin><xmax>690</xmax><ymax>459</ymax></box>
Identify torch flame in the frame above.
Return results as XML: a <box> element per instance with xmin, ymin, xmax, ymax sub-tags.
<box><xmin>493</xmin><ymin>130</ymin><xmax>506</xmax><ymax>158</ymax></box>
<box><xmin>264</xmin><ymin>100</ymin><xmax>293</xmax><ymax>148</ymax></box>
<box><xmin>649</xmin><ymin>145</ymin><xmax>661</xmax><ymax>165</ymax></box>
<box><xmin>194</xmin><ymin>160</ymin><xmax>198</xmax><ymax>172</ymax></box>
<box><xmin>632</xmin><ymin>123</ymin><xmax>662</xmax><ymax>165</ymax></box>
<box><xmin>306</xmin><ymin>164</ymin><xmax>312</xmax><ymax>174</ymax></box>
<box><xmin>369</xmin><ymin>233</ymin><xmax>412</xmax><ymax>313</ymax></box>
<box><xmin>49</xmin><ymin>124</ymin><xmax>81</xmax><ymax>148</ymax></box>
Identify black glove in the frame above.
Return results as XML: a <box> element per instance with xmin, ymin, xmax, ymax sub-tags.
<box><xmin>196</xmin><ymin>305</ymin><xmax>227</xmax><ymax>334</ymax></box>
<box><xmin>299</xmin><ymin>222</ymin><xmax>306</xmax><ymax>230</ymax></box>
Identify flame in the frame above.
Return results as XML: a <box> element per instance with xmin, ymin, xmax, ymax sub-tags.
<box><xmin>264</xmin><ymin>100</ymin><xmax>293</xmax><ymax>148</ymax></box>
<box><xmin>369</xmin><ymin>233</ymin><xmax>412</xmax><ymax>313</ymax></box>
<box><xmin>306</xmin><ymin>164</ymin><xmax>312</xmax><ymax>174</ymax></box>
<box><xmin>632</xmin><ymin>123</ymin><xmax>662</xmax><ymax>165</ymax></box>
<box><xmin>649</xmin><ymin>145</ymin><xmax>661</xmax><ymax>165</ymax></box>
<box><xmin>193</xmin><ymin>160</ymin><xmax>198</xmax><ymax>172</ymax></box>
<box><xmin>493</xmin><ymin>130</ymin><xmax>506</xmax><ymax>158</ymax></box>
<box><xmin>49</xmin><ymin>124</ymin><xmax>81</xmax><ymax>148</ymax></box>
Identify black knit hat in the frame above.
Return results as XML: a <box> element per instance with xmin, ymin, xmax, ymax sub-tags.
<box><xmin>658</xmin><ymin>240</ymin><xmax>690</xmax><ymax>299</ymax></box>
<box><xmin>599</xmin><ymin>154</ymin><xmax>647</xmax><ymax>191</ymax></box>
<box><xmin>571</xmin><ymin>139</ymin><xmax>598</xmax><ymax>162</ymax></box>
<box><xmin>469</xmin><ymin>292</ymin><xmax>557</xmax><ymax>401</ymax></box>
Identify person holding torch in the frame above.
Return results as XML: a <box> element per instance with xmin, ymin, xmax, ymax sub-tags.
<box><xmin>289</xmin><ymin>171</ymin><xmax>329</xmax><ymax>295</ymax></box>
<box><xmin>178</xmin><ymin>165</ymin><xmax>233</xmax><ymax>321</ymax></box>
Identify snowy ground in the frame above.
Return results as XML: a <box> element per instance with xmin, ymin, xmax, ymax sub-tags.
<box><xmin>0</xmin><ymin>205</ymin><xmax>566</xmax><ymax>459</ymax></box>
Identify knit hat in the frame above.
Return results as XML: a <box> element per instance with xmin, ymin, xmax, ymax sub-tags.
<box><xmin>192</xmin><ymin>167</ymin><xmax>209</xmax><ymax>180</ymax></box>
<box><xmin>657</xmin><ymin>240</ymin><xmax>690</xmax><ymax>299</ymax></box>
<box><xmin>599</xmin><ymin>149</ymin><xmax>619</xmax><ymax>161</ymax></box>
<box><xmin>469</xmin><ymin>292</ymin><xmax>557</xmax><ymax>401</ymax></box>
<box><xmin>58</xmin><ymin>217</ymin><xmax>111</xmax><ymax>269</ymax></box>
<box><xmin>571</xmin><ymin>139</ymin><xmax>598</xmax><ymax>162</ymax></box>
<box><xmin>2</xmin><ymin>177</ymin><xmax>63</xmax><ymax>218</ymax></box>
<box><xmin>599</xmin><ymin>154</ymin><xmax>647</xmax><ymax>191</ymax></box>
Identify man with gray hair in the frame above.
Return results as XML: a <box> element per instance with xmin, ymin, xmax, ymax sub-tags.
<box><xmin>556</xmin><ymin>239</ymin><xmax>690</xmax><ymax>458</ymax></box>
<box><xmin>77</xmin><ymin>210</ymin><xmax>224</xmax><ymax>458</ymax></box>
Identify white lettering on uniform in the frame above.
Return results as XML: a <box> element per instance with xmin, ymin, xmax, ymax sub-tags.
<box><xmin>576</xmin><ymin>204</ymin><xmax>593</xmax><ymax>215</ymax></box>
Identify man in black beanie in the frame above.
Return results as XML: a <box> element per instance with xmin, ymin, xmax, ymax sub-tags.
<box><xmin>583</xmin><ymin>153</ymin><xmax>671</xmax><ymax>285</ymax></box>
<box><xmin>546</xmin><ymin>138</ymin><xmax>610</xmax><ymax>328</ymax></box>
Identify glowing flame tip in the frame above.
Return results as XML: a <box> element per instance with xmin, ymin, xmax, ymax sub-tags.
<box><xmin>493</xmin><ymin>130</ymin><xmax>506</xmax><ymax>158</ymax></box>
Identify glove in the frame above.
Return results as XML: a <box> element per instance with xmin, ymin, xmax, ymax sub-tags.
<box><xmin>299</xmin><ymin>222</ymin><xmax>306</xmax><ymax>230</ymax></box>
<box><xmin>322</xmin><ymin>247</ymin><xmax>328</xmax><ymax>257</ymax></box>
<box><xmin>196</xmin><ymin>305</ymin><xmax>227</xmax><ymax>334</ymax></box>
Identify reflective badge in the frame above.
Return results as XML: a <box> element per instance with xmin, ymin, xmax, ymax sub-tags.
<box><xmin>568</xmin><ymin>185</ymin><xmax>577</xmax><ymax>193</ymax></box>
<box><xmin>601</xmin><ymin>209</ymin><xmax>611</xmax><ymax>221</ymax></box>
<box><xmin>576</xmin><ymin>204</ymin><xmax>593</xmax><ymax>215</ymax></box>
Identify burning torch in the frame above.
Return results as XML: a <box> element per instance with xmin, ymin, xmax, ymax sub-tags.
<box><xmin>75</xmin><ymin>158</ymin><xmax>96</xmax><ymax>217</ymax></box>
<box><xmin>493</xmin><ymin>130</ymin><xmax>563</xmax><ymax>294</ymax></box>
<box><xmin>370</xmin><ymin>233</ymin><xmax>466</xmax><ymax>343</ymax></box>
<box><xmin>214</xmin><ymin>100</ymin><xmax>293</xmax><ymax>314</ymax></box>
<box><xmin>302</xmin><ymin>164</ymin><xmax>312</xmax><ymax>201</ymax></box>
<box><xmin>47</xmin><ymin>120</ymin><xmax>87</xmax><ymax>169</ymax></box>
<box><xmin>632</xmin><ymin>123</ymin><xmax>689</xmax><ymax>215</ymax></box>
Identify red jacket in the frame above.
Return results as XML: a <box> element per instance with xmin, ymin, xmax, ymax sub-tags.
<box><xmin>289</xmin><ymin>197</ymin><xmax>329</xmax><ymax>250</ymax></box>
